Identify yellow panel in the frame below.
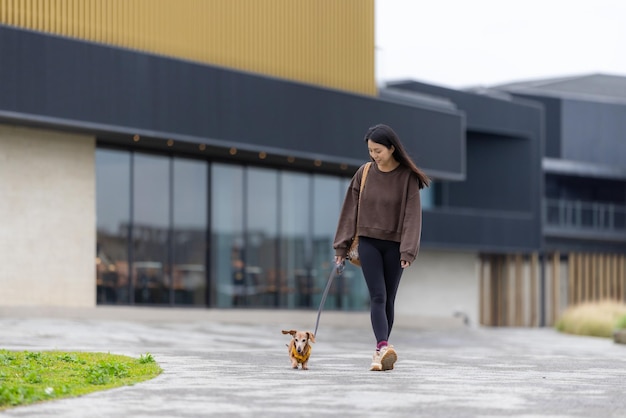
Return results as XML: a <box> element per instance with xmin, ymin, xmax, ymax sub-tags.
<box><xmin>0</xmin><ymin>0</ymin><xmax>375</xmax><ymax>95</ymax></box>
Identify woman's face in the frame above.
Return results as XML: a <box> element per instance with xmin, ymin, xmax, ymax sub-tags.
<box><xmin>367</xmin><ymin>139</ymin><xmax>395</xmax><ymax>167</ymax></box>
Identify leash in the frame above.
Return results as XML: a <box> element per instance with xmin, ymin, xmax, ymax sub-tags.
<box><xmin>313</xmin><ymin>261</ymin><xmax>345</xmax><ymax>337</ymax></box>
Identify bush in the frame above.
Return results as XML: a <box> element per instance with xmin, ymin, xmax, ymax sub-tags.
<box><xmin>555</xmin><ymin>300</ymin><xmax>626</xmax><ymax>338</ymax></box>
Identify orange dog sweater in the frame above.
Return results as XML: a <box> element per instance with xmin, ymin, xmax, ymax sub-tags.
<box><xmin>291</xmin><ymin>345</ymin><xmax>311</xmax><ymax>364</ymax></box>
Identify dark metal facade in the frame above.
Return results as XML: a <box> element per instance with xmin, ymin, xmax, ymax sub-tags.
<box><xmin>387</xmin><ymin>81</ymin><xmax>544</xmax><ymax>253</ymax></box>
<box><xmin>0</xmin><ymin>25</ymin><xmax>463</xmax><ymax>178</ymax></box>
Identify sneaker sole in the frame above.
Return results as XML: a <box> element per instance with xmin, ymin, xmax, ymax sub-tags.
<box><xmin>380</xmin><ymin>349</ymin><xmax>397</xmax><ymax>371</ymax></box>
<box><xmin>369</xmin><ymin>363</ymin><xmax>382</xmax><ymax>371</ymax></box>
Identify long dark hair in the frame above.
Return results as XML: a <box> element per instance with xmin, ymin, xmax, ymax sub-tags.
<box><xmin>364</xmin><ymin>124</ymin><xmax>431</xmax><ymax>189</ymax></box>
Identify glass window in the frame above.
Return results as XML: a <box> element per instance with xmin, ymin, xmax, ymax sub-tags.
<box><xmin>420</xmin><ymin>183</ymin><xmax>435</xmax><ymax>209</ymax></box>
<box><xmin>246</xmin><ymin>167</ymin><xmax>279</xmax><ymax>307</ymax></box>
<box><xmin>311</xmin><ymin>175</ymin><xmax>344</xmax><ymax>310</ymax></box>
<box><xmin>280</xmin><ymin>172</ymin><xmax>311</xmax><ymax>308</ymax></box>
<box><xmin>327</xmin><ymin>177</ymin><xmax>369</xmax><ymax>311</ymax></box>
<box><xmin>96</xmin><ymin>146</ymin><xmax>372</xmax><ymax>313</ymax></box>
<box><xmin>173</xmin><ymin>158</ymin><xmax>208</xmax><ymax>306</ymax></box>
<box><xmin>211</xmin><ymin>163</ymin><xmax>245</xmax><ymax>308</ymax></box>
<box><xmin>96</xmin><ymin>149</ymin><xmax>131</xmax><ymax>305</ymax></box>
<box><xmin>132</xmin><ymin>153</ymin><xmax>171</xmax><ymax>305</ymax></box>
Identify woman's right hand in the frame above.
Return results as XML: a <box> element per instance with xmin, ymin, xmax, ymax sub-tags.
<box><xmin>334</xmin><ymin>256</ymin><xmax>346</xmax><ymax>266</ymax></box>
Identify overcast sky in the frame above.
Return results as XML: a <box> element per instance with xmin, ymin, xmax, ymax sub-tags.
<box><xmin>375</xmin><ymin>0</ymin><xmax>626</xmax><ymax>89</ymax></box>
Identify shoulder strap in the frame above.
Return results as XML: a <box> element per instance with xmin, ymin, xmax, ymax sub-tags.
<box><xmin>355</xmin><ymin>162</ymin><xmax>372</xmax><ymax>228</ymax></box>
<box><xmin>359</xmin><ymin>162</ymin><xmax>372</xmax><ymax>196</ymax></box>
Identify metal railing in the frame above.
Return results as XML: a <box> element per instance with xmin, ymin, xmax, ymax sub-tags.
<box><xmin>543</xmin><ymin>198</ymin><xmax>626</xmax><ymax>232</ymax></box>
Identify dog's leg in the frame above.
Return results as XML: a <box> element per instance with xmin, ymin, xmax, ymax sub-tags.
<box><xmin>302</xmin><ymin>360</ymin><xmax>308</xmax><ymax>370</ymax></box>
<box><xmin>291</xmin><ymin>359</ymin><xmax>299</xmax><ymax>369</ymax></box>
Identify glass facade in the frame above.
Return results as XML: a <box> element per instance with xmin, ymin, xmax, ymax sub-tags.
<box><xmin>96</xmin><ymin>149</ymin><xmax>131</xmax><ymax>304</ymax></box>
<box><xmin>96</xmin><ymin>148</ymin><xmax>367</xmax><ymax>310</ymax></box>
<box><xmin>173</xmin><ymin>158</ymin><xmax>208</xmax><ymax>305</ymax></box>
<box><xmin>132</xmin><ymin>153</ymin><xmax>170</xmax><ymax>305</ymax></box>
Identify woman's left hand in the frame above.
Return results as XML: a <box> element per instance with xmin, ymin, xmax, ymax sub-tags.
<box><xmin>401</xmin><ymin>260</ymin><xmax>411</xmax><ymax>269</ymax></box>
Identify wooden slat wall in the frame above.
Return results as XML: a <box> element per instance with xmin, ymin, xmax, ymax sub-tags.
<box><xmin>568</xmin><ymin>253</ymin><xmax>626</xmax><ymax>304</ymax></box>
<box><xmin>480</xmin><ymin>252</ymin><xmax>626</xmax><ymax>327</ymax></box>
<box><xmin>0</xmin><ymin>0</ymin><xmax>376</xmax><ymax>95</ymax></box>
<box><xmin>551</xmin><ymin>252</ymin><xmax>560</xmax><ymax>324</ymax></box>
<box><xmin>530</xmin><ymin>252</ymin><xmax>538</xmax><ymax>327</ymax></box>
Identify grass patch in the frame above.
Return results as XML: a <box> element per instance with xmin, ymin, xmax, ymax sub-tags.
<box><xmin>555</xmin><ymin>300</ymin><xmax>626</xmax><ymax>338</ymax></box>
<box><xmin>0</xmin><ymin>350</ymin><xmax>161</xmax><ymax>411</ymax></box>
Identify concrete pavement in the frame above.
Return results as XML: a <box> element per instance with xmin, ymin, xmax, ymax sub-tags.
<box><xmin>1</xmin><ymin>306</ymin><xmax>625</xmax><ymax>417</ymax></box>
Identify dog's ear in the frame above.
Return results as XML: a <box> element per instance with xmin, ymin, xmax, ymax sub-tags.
<box><xmin>282</xmin><ymin>330</ymin><xmax>297</xmax><ymax>336</ymax></box>
<box><xmin>307</xmin><ymin>332</ymin><xmax>316</xmax><ymax>343</ymax></box>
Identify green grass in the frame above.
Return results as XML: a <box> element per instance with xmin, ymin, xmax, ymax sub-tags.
<box><xmin>555</xmin><ymin>301</ymin><xmax>626</xmax><ymax>338</ymax></box>
<box><xmin>0</xmin><ymin>350</ymin><xmax>162</xmax><ymax>410</ymax></box>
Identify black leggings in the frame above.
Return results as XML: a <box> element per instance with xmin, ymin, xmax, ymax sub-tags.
<box><xmin>358</xmin><ymin>236</ymin><xmax>404</xmax><ymax>344</ymax></box>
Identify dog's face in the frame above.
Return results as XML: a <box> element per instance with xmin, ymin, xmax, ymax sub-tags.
<box><xmin>282</xmin><ymin>329</ymin><xmax>315</xmax><ymax>353</ymax></box>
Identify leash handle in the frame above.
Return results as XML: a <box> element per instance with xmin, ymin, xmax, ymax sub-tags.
<box><xmin>313</xmin><ymin>261</ymin><xmax>344</xmax><ymax>337</ymax></box>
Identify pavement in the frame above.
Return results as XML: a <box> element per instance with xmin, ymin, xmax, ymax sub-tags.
<box><xmin>1</xmin><ymin>306</ymin><xmax>626</xmax><ymax>418</ymax></box>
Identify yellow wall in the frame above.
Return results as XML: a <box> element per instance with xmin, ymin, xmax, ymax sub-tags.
<box><xmin>0</xmin><ymin>0</ymin><xmax>375</xmax><ymax>95</ymax></box>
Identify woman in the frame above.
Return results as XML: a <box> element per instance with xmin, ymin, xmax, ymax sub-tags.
<box><xmin>333</xmin><ymin>124</ymin><xmax>430</xmax><ymax>371</ymax></box>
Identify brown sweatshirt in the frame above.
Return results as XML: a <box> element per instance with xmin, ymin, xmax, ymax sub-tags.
<box><xmin>333</xmin><ymin>162</ymin><xmax>423</xmax><ymax>264</ymax></box>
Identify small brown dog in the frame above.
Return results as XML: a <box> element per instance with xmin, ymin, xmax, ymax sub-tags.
<box><xmin>281</xmin><ymin>329</ymin><xmax>315</xmax><ymax>370</ymax></box>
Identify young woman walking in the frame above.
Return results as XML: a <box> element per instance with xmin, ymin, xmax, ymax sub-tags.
<box><xmin>333</xmin><ymin>124</ymin><xmax>430</xmax><ymax>371</ymax></box>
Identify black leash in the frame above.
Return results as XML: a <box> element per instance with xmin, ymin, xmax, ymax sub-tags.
<box><xmin>313</xmin><ymin>261</ymin><xmax>345</xmax><ymax>337</ymax></box>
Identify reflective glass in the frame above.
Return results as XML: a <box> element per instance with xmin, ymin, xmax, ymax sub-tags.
<box><xmin>280</xmin><ymin>172</ymin><xmax>310</xmax><ymax>308</ymax></box>
<box><xmin>319</xmin><ymin>177</ymin><xmax>368</xmax><ymax>311</ymax></box>
<box><xmin>96</xmin><ymin>146</ymin><xmax>371</xmax><ymax>313</ymax></box>
<box><xmin>309</xmin><ymin>174</ymin><xmax>342</xmax><ymax>311</ymax></box>
<box><xmin>420</xmin><ymin>183</ymin><xmax>435</xmax><ymax>209</ymax></box>
<box><xmin>96</xmin><ymin>149</ymin><xmax>131</xmax><ymax>304</ymax></box>
<box><xmin>246</xmin><ymin>167</ymin><xmax>279</xmax><ymax>307</ymax></box>
<box><xmin>132</xmin><ymin>153</ymin><xmax>171</xmax><ymax>304</ymax></box>
<box><xmin>173</xmin><ymin>158</ymin><xmax>208</xmax><ymax>305</ymax></box>
<box><xmin>210</xmin><ymin>163</ymin><xmax>245</xmax><ymax>308</ymax></box>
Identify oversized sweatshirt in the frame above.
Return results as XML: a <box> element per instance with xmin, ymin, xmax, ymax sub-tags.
<box><xmin>333</xmin><ymin>162</ymin><xmax>423</xmax><ymax>264</ymax></box>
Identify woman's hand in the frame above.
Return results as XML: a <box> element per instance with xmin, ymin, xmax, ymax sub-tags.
<box><xmin>401</xmin><ymin>260</ymin><xmax>411</xmax><ymax>269</ymax></box>
<box><xmin>335</xmin><ymin>256</ymin><xmax>346</xmax><ymax>266</ymax></box>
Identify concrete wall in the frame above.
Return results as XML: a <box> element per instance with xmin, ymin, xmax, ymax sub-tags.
<box><xmin>396</xmin><ymin>250</ymin><xmax>479</xmax><ymax>326</ymax></box>
<box><xmin>0</xmin><ymin>125</ymin><xmax>95</xmax><ymax>307</ymax></box>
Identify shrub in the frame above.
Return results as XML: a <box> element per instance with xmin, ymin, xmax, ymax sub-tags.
<box><xmin>555</xmin><ymin>300</ymin><xmax>626</xmax><ymax>338</ymax></box>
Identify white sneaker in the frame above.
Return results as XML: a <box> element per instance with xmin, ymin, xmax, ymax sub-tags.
<box><xmin>369</xmin><ymin>350</ymin><xmax>383</xmax><ymax>371</ymax></box>
<box><xmin>380</xmin><ymin>345</ymin><xmax>397</xmax><ymax>371</ymax></box>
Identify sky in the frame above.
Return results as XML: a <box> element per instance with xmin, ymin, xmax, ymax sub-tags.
<box><xmin>375</xmin><ymin>0</ymin><xmax>626</xmax><ymax>89</ymax></box>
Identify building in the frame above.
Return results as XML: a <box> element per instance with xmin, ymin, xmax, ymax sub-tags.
<box><xmin>388</xmin><ymin>75</ymin><xmax>626</xmax><ymax>326</ymax></box>
<box><xmin>497</xmin><ymin>74</ymin><xmax>626</xmax><ymax>322</ymax></box>
<box><xmin>1</xmin><ymin>1</ymin><xmax>624</xmax><ymax>326</ymax></box>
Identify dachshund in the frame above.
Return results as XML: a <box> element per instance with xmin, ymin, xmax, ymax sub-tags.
<box><xmin>281</xmin><ymin>329</ymin><xmax>315</xmax><ymax>370</ymax></box>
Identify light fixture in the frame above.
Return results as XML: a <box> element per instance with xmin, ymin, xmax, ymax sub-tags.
<box><xmin>229</xmin><ymin>147</ymin><xmax>237</xmax><ymax>155</ymax></box>
<box><xmin>259</xmin><ymin>152</ymin><xmax>267</xmax><ymax>159</ymax></box>
<box><xmin>133</xmin><ymin>134</ymin><xmax>140</xmax><ymax>142</ymax></box>
<box><xmin>287</xmin><ymin>156</ymin><xmax>295</xmax><ymax>163</ymax></box>
<box><xmin>340</xmin><ymin>163</ymin><xmax>348</xmax><ymax>170</ymax></box>
<box><xmin>199</xmin><ymin>144</ymin><xmax>206</xmax><ymax>151</ymax></box>
<box><xmin>167</xmin><ymin>139</ymin><xmax>174</xmax><ymax>147</ymax></box>
<box><xmin>314</xmin><ymin>160</ymin><xmax>322</xmax><ymax>167</ymax></box>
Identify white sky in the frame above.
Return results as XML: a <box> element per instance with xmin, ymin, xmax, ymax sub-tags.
<box><xmin>375</xmin><ymin>0</ymin><xmax>626</xmax><ymax>89</ymax></box>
